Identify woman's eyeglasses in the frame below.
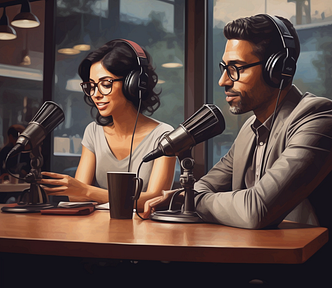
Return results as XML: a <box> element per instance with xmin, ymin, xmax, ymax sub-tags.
<box><xmin>219</xmin><ymin>61</ymin><xmax>263</xmax><ymax>82</ymax></box>
<box><xmin>80</xmin><ymin>78</ymin><xmax>124</xmax><ymax>97</ymax></box>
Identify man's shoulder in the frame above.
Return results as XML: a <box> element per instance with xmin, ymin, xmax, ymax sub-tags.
<box><xmin>301</xmin><ymin>92</ymin><xmax>332</xmax><ymax>105</ymax></box>
<box><xmin>285</xmin><ymin>91</ymin><xmax>332</xmax><ymax>130</ymax></box>
<box><xmin>295</xmin><ymin>92</ymin><xmax>332</xmax><ymax>114</ymax></box>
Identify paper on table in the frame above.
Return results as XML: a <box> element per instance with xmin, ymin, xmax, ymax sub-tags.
<box><xmin>57</xmin><ymin>201</ymin><xmax>98</xmax><ymax>208</ymax></box>
<box><xmin>95</xmin><ymin>202</ymin><xmax>109</xmax><ymax>210</ymax></box>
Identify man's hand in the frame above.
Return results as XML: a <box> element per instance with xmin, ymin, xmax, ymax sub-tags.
<box><xmin>142</xmin><ymin>189</ymin><xmax>184</xmax><ymax>219</ymax></box>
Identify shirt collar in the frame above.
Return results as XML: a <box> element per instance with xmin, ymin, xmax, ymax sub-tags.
<box><xmin>251</xmin><ymin>114</ymin><xmax>273</xmax><ymax>134</ymax></box>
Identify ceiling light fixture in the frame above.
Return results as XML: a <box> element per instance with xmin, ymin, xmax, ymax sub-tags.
<box><xmin>58</xmin><ymin>47</ymin><xmax>81</xmax><ymax>55</ymax></box>
<box><xmin>0</xmin><ymin>7</ymin><xmax>17</xmax><ymax>40</ymax></box>
<box><xmin>162</xmin><ymin>53</ymin><xmax>183</xmax><ymax>68</ymax></box>
<box><xmin>73</xmin><ymin>14</ymin><xmax>91</xmax><ymax>52</ymax></box>
<box><xmin>11</xmin><ymin>0</ymin><xmax>40</xmax><ymax>29</ymax></box>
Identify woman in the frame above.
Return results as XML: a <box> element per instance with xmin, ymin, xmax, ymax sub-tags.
<box><xmin>40</xmin><ymin>39</ymin><xmax>176</xmax><ymax>212</ymax></box>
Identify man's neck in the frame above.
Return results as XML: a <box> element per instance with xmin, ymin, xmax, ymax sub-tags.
<box><xmin>255</xmin><ymin>85</ymin><xmax>291</xmax><ymax>123</ymax></box>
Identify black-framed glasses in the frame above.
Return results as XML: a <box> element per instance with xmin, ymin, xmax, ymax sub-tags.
<box><xmin>219</xmin><ymin>61</ymin><xmax>263</xmax><ymax>82</ymax></box>
<box><xmin>80</xmin><ymin>78</ymin><xmax>124</xmax><ymax>97</ymax></box>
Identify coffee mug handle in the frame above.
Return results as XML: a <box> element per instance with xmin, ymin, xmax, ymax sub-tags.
<box><xmin>132</xmin><ymin>177</ymin><xmax>143</xmax><ymax>200</ymax></box>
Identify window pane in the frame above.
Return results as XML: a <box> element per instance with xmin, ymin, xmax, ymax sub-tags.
<box><xmin>52</xmin><ymin>0</ymin><xmax>185</xmax><ymax>175</ymax></box>
<box><xmin>0</xmin><ymin>1</ymin><xmax>44</xmax><ymax>179</ymax></box>
<box><xmin>210</xmin><ymin>0</ymin><xmax>332</xmax><ymax>168</ymax></box>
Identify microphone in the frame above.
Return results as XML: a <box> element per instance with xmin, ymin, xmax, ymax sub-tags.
<box><xmin>144</xmin><ymin>104</ymin><xmax>225</xmax><ymax>223</ymax></box>
<box><xmin>143</xmin><ymin>104</ymin><xmax>225</xmax><ymax>162</ymax></box>
<box><xmin>7</xmin><ymin>101</ymin><xmax>65</xmax><ymax>159</ymax></box>
<box><xmin>2</xmin><ymin>101</ymin><xmax>65</xmax><ymax>213</ymax></box>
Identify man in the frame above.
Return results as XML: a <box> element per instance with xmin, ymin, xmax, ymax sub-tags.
<box><xmin>140</xmin><ymin>14</ymin><xmax>332</xmax><ymax>286</ymax></box>
<box><xmin>145</xmin><ymin>14</ymin><xmax>332</xmax><ymax>233</ymax></box>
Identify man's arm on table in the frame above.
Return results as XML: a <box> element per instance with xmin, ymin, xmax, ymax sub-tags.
<box><xmin>194</xmin><ymin>99</ymin><xmax>332</xmax><ymax>229</ymax></box>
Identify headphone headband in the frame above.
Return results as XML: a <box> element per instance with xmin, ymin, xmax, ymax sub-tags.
<box><xmin>263</xmin><ymin>15</ymin><xmax>295</xmax><ymax>50</ymax></box>
<box><xmin>115</xmin><ymin>39</ymin><xmax>149</xmax><ymax>99</ymax></box>
<box><xmin>118</xmin><ymin>38</ymin><xmax>149</xmax><ymax>67</ymax></box>
<box><xmin>259</xmin><ymin>14</ymin><xmax>297</xmax><ymax>89</ymax></box>
<box><xmin>120</xmin><ymin>39</ymin><xmax>147</xmax><ymax>59</ymax></box>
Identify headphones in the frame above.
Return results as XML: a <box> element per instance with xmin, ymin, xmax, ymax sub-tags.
<box><xmin>261</xmin><ymin>14</ymin><xmax>297</xmax><ymax>89</ymax></box>
<box><xmin>117</xmin><ymin>39</ymin><xmax>149</xmax><ymax>100</ymax></box>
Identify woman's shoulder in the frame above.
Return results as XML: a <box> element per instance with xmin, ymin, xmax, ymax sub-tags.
<box><xmin>85</xmin><ymin>121</ymin><xmax>102</xmax><ymax>131</ymax></box>
<box><xmin>148</xmin><ymin>118</ymin><xmax>174</xmax><ymax>134</ymax></box>
<box><xmin>83</xmin><ymin>121</ymin><xmax>104</xmax><ymax>137</ymax></box>
<box><xmin>156</xmin><ymin>122</ymin><xmax>174</xmax><ymax>133</ymax></box>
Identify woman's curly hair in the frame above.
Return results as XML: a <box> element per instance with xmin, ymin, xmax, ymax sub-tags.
<box><xmin>78</xmin><ymin>39</ymin><xmax>161</xmax><ymax>126</ymax></box>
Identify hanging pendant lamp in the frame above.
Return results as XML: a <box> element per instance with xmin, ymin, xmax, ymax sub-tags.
<box><xmin>0</xmin><ymin>7</ymin><xmax>17</xmax><ymax>40</ymax></box>
<box><xmin>11</xmin><ymin>0</ymin><xmax>40</xmax><ymax>28</ymax></box>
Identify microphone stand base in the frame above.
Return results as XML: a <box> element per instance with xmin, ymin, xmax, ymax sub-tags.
<box><xmin>1</xmin><ymin>203</ymin><xmax>54</xmax><ymax>213</ymax></box>
<box><xmin>150</xmin><ymin>210</ymin><xmax>203</xmax><ymax>223</ymax></box>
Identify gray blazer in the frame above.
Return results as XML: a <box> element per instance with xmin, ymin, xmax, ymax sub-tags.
<box><xmin>194</xmin><ymin>85</ymin><xmax>332</xmax><ymax>229</ymax></box>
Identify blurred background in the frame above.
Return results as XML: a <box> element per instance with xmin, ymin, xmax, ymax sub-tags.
<box><xmin>0</xmin><ymin>0</ymin><xmax>331</xmax><ymax>182</ymax></box>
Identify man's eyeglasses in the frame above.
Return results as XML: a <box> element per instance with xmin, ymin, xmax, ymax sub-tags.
<box><xmin>80</xmin><ymin>78</ymin><xmax>124</xmax><ymax>97</ymax></box>
<box><xmin>219</xmin><ymin>61</ymin><xmax>263</xmax><ymax>82</ymax></box>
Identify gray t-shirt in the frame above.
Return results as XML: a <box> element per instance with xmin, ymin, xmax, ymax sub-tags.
<box><xmin>81</xmin><ymin>120</ymin><xmax>173</xmax><ymax>191</ymax></box>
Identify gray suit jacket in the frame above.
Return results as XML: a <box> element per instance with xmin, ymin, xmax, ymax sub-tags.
<box><xmin>194</xmin><ymin>85</ymin><xmax>332</xmax><ymax>229</ymax></box>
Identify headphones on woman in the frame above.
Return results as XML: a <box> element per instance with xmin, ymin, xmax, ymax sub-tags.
<box><xmin>261</xmin><ymin>14</ymin><xmax>297</xmax><ymax>89</ymax></box>
<box><xmin>118</xmin><ymin>39</ymin><xmax>149</xmax><ymax>100</ymax></box>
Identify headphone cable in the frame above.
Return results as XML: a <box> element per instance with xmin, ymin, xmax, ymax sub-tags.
<box><xmin>134</xmin><ymin>160</ymin><xmax>150</xmax><ymax>220</ymax></box>
<box><xmin>128</xmin><ymin>90</ymin><xmax>142</xmax><ymax>172</ymax></box>
<box><xmin>259</xmin><ymin>78</ymin><xmax>284</xmax><ymax>179</ymax></box>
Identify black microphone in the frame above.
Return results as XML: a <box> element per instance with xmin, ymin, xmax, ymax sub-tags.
<box><xmin>143</xmin><ymin>104</ymin><xmax>225</xmax><ymax>162</ymax></box>
<box><xmin>145</xmin><ymin>104</ymin><xmax>225</xmax><ymax>223</ymax></box>
<box><xmin>2</xmin><ymin>101</ymin><xmax>65</xmax><ymax>213</ymax></box>
<box><xmin>7</xmin><ymin>101</ymin><xmax>65</xmax><ymax>159</ymax></box>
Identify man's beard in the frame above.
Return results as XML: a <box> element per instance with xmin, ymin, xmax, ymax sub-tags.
<box><xmin>228</xmin><ymin>95</ymin><xmax>247</xmax><ymax>114</ymax></box>
<box><xmin>229</xmin><ymin>101</ymin><xmax>243</xmax><ymax>114</ymax></box>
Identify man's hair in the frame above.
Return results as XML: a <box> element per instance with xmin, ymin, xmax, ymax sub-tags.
<box><xmin>224</xmin><ymin>14</ymin><xmax>300</xmax><ymax>62</ymax></box>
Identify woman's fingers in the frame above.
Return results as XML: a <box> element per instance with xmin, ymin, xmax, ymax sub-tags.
<box><xmin>41</xmin><ymin>171</ymin><xmax>65</xmax><ymax>179</ymax></box>
<box><xmin>40</xmin><ymin>185</ymin><xmax>68</xmax><ymax>193</ymax></box>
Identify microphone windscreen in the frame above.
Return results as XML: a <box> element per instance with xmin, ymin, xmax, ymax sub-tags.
<box><xmin>30</xmin><ymin>101</ymin><xmax>65</xmax><ymax>133</ymax></box>
<box><xmin>19</xmin><ymin>101</ymin><xmax>65</xmax><ymax>150</ymax></box>
<box><xmin>142</xmin><ymin>104</ymin><xmax>225</xmax><ymax>163</ymax></box>
<box><xmin>182</xmin><ymin>104</ymin><xmax>225</xmax><ymax>145</ymax></box>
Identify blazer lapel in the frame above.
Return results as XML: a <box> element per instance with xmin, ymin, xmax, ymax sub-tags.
<box><xmin>261</xmin><ymin>85</ymin><xmax>303</xmax><ymax>173</ymax></box>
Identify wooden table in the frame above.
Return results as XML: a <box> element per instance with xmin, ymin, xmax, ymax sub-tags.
<box><xmin>0</xmin><ymin>206</ymin><xmax>328</xmax><ymax>264</ymax></box>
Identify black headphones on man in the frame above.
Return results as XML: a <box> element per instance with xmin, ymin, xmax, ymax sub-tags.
<box><xmin>117</xmin><ymin>39</ymin><xmax>149</xmax><ymax>100</ymax></box>
<box><xmin>261</xmin><ymin>14</ymin><xmax>297</xmax><ymax>90</ymax></box>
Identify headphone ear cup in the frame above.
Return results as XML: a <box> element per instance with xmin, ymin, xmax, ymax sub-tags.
<box><xmin>123</xmin><ymin>70</ymin><xmax>140</xmax><ymax>99</ymax></box>
<box><xmin>263</xmin><ymin>51</ymin><xmax>295</xmax><ymax>89</ymax></box>
<box><xmin>263</xmin><ymin>51</ymin><xmax>285</xmax><ymax>88</ymax></box>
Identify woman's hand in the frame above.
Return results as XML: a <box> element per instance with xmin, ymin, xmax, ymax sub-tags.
<box><xmin>39</xmin><ymin>171</ymin><xmax>90</xmax><ymax>202</ymax></box>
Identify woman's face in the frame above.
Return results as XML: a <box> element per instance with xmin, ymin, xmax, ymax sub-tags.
<box><xmin>88</xmin><ymin>61</ymin><xmax>129</xmax><ymax>118</ymax></box>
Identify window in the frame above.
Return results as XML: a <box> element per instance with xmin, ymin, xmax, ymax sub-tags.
<box><xmin>52</xmin><ymin>0</ymin><xmax>185</xmax><ymax>175</ymax></box>
<box><xmin>0</xmin><ymin>1</ymin><xmax>44</xmax><ymax>176</ymax></box>
<box><xmin>210</xmin><ymin>0</ymin><xmax>332</xmax><ymax>167</ymax></box>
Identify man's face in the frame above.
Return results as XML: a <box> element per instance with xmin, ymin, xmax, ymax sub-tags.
<box><xmin>219</xmin><ymin>39</ymin><xmax>275</xmax><ymax>117</ymax></box>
